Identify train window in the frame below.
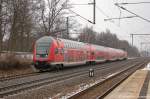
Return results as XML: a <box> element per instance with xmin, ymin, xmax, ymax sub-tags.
<box><xmin>55</xmin><ymin>48</ymin><xmax>59</xmax><ymax>54</ymax></box>
<box><xmin>64</xmin><ymin>43</ymin><xmax>66</xmax><ymax>48</ymax></box>
<box><xmin>69</xmin><ymin>43</ymin><xmax>71</xmax><ymax>48</ymax></box>
<box><xmin>68</xmin><ymin>43</ymin><xmax>70</xmax><ymax>48</ymax></box>
<box><xmin>70</xmin><ymin>43</ymin><xmax>72</xmax><ymax>48</ymax></box>
<box><xmin>73</xmin><ymin>43</ymin><xmax>76</xmax><ymax>48</ymax></box>
<box><xmin>72</xmin><ymin>43</ymin><xmax>74</xmax><ymax>48</ymax></box>
<box><xmin>68</xmin><ymin>42</ymin><xmax>70</xmax><ymax>48</ymax></box>
<box><xmin>66</xmin><ymin>42</ymin><xmax>69</xmax><ymax>48</ymax></box>
<box><xmin>58</xmin><ymin>48</ymin><xmax>63</xmax><ymax>54</ymax></box>
<box><xmin>65</xmin><ymin>42</ymin><xmax>67</xmax><ymax>47</ymax></box>
<box><xmin>67</xmin><ymin>43</ymin><xmax>69</xmax><ymax>48</ymax></box>
<box><xmin>71</xmin><ymin>43</ymin><xmax>73</xmax><ymax>48</ymax></box>
<box><xmin>61</xmin><ymin>48</ymin><xmax>64</xmax><ymax>54</ymax></box>
<box><xmin>73</xmin><ymin>43</ymin><xmax>74</xmax><ymax>48</ymax></box>
<box><xmin>72</xmin><ymin>43</ymin><xmax>73</xmax><ymax>48</ymax></box>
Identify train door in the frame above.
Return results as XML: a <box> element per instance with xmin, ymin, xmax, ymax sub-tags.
<box><xmin>54</xmin><ymin>40</ymin><xmax>64</xmax><ymax>63</ymax></box>
<box><xmin>90</xmin><ymin>45</ymin><xmax>96</xmax><ymax>61</ymax></box>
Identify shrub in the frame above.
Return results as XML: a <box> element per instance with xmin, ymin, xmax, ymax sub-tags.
<box><xmin>0</xmin><ymin>53</ymin><xmax>32</xmax><ymax>70</ymax></box>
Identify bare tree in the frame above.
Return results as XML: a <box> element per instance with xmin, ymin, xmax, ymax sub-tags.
<box><xmin>0</xmin><ymin>0</ymin><xmax>79</xmax><ymax>51</ymax></box>
<box><xmin>0</xmin><ymin>0</ymin><xmax>7</xmax><ymax>51</ymax></box>
<box><xmin>0</xmin><ymin>0</ymin><xmax>2</xmax><ymax>51</ymax></box>
<box><xmin>40</xmin><ymin>0</ymin><xmax>69</xmax><ymax>36</ymax></box>
<box><xmin>79</xmin><ymin>26</ymin><xmax>96</xmax><ymax>43</ymax></box>
<box><xmin>79</xmin><ymin>27</ymin><xmax>140</xmax><ymax>57</ymax></box>
<box><xmin>2</xmin><ymin>0</ymin><xmax>43</xmax><ymax>51</ymax></box>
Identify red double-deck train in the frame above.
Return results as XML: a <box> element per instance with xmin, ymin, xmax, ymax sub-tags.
<box><xmin>33</xmin><ymin>36</ymin><xmax>127</xmax><ymax>71</ymax></box>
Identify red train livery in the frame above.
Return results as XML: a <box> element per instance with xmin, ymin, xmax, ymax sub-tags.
<box><xmin>33</xmin><ymin>36</ymin><xmax>127</xmax><ymax>71</ymax></box>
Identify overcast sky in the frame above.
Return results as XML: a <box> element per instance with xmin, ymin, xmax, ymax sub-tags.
<box><xmin>68</xmin><ymin>0</ymin><xmax>150</xmax><ymax>51</ymax></box>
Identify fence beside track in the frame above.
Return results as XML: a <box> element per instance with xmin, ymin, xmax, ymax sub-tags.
<box><xmin>0</xmin><ymin>51</ymin><xmax>33</xmax><ymax>60</ymax></box>
<box><xmin>0</xmin><ymin>51</ymin><xmax>33</xmax><ymax>69</ymax></box>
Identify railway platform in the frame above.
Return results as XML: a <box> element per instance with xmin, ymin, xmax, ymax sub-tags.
<box><xmin>104</xmin><ymin>63</ymin><xmax>150</xmax><ymax>99</ymax></box>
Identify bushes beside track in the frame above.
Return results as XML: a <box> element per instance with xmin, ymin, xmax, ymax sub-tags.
<box><xmin>0</xmin><ymin>53</ymin><xmax>32</xmax><ymax>70</ymax></box>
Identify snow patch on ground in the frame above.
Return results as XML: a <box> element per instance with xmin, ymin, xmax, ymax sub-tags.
<box><xmin>128</xmin><ymin>57</ymin><xmax>137</xmax><ymax>60</ymax></box>
<box><xmin>59</xmin><ymin>83</ymin><xmax>96</xmax><ymax>99</ymax></box>
<box><xmin>51</xmin><ymin>73</ymin><xmax>117</xmax><ymax>99</ymax></box>
<box><xmin>142</xmin><ymin>63</ymin><xmax>150</xmax><ymax>70</ymax></box>
<box><xmin>105</xmin><ymin>72</ymin><xmax>118</xmax><ymax>78</ymax></box>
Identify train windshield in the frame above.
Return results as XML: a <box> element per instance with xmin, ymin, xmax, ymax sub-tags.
<box><xmin>36</xmin><ymin>36</ymin><xmax>53</xmax><ymax>58</ymax></box>
<box><xmin>36</xmin><ymin>42</ymin><xmax>50</xmax><ymax>58</ymax></box>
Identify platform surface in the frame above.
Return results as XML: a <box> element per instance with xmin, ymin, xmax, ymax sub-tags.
<box><xmin>104</xmin><ymin>64</ymin><xmax>150</xmax><ymax>99</ymax></box>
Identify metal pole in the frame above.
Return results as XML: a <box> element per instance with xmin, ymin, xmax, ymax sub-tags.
<box><xmin>93</xmin><ymin>0</ymin><xmax>96</xmax><ymax>24</ymax></box>
<box><xmin>140</xmin><ymin>43</ymin><xmax>142</xmax><ymax>51</ymax></box>
<box><xmin>131</xmin><ymin>34</ymin><xmax>133</xmax><ymax>46</ymax></box>
<box><xmin>66</xmin><ymin>17</ymin><xmax>69</xmax><ymax>39</ymax></box>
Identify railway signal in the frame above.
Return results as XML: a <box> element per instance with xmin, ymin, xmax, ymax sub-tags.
<box><xmin>89</xmin><ymin>68</ymin><xmax>94</xmax><ymax>77</ymax></box>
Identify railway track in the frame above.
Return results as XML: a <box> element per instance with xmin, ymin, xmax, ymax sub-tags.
<box><xmin>0</xmin><ymin>72</ymin><xmax>40</xmax><ymax>82</ymax></box>
<box><xmin>68</xmin><ymin>60</ymin><xmax>148</xmax><ymax>99</ymax></box>
<box><xmin>0</xmin><ymin>59</ymin><xmax>137</xmax><ymax>82</ymax></box>
<box><xmin>0</xmin><ymin>59</ymin><xmax>132</xmax><ymax>83</ymax></box>
<box><xmin>0</xmin><ymin>58</ymin><xmax>143</xmax><ymax>98</ymax></box>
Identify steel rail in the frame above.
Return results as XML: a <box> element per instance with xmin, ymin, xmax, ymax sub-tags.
<box><xmin>0</xmin><ymin>59</ymin><xmax>132</xmax><ymax>82</ymax></box>
<box><xmin>0</xmin><ymin>72</ymin><xmax>40</xmax><ymax>82</ymax></box>
<box><xmin>0</xmin><ymin>58</ymin><xmax>138</xmax><ymax>82</ymax></box>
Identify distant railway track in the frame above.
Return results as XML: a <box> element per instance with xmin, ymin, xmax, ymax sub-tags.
<box><xmin>0</xmin><ymin>59</ymin><xmax>142</xmax><ymax>98</ymax></box>
<box><xmin>0</xmin><ymin>72</ymin><xmax>40</xmax><ymax>82</ymax></box>
<box><xmin>68</xmin><ymin>60</ymin><xmax>148</xmax><ymax>99</ymax></box>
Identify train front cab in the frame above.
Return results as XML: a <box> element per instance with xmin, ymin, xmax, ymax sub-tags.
<box><xmin>33</xmin><ymin>37</ymin><xmax>65</xmax><ymax>71</ymax></box>
<box><xmin>33</xmin><ymin>36</ymin><xmax>56</xmax><ymax>71</ymax></box>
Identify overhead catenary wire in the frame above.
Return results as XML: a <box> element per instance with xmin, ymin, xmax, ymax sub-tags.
<box><xmin>68</xmin><ymin>0</ymin><xmax>96</xmax><ymax>24</ymax></box>
<box><xmin>68</xmin><ymin>9</ymin><xmax>93</xmax><ymax>24</ymax></box>
<box><xmin>68</xmin><ymin>3</ymin><xmax>91</xmax><ymax>6</ymax></box>
<box><xmin>96</xmin><ymin>5</ymin><xmax>110</xmax><ymax>18</ymax></box>
<box><xmin>96</xmin><ymin>4</ymin><xmax>131</xmax><ymax>28</ymax></box>
<box><xmin>104</xmin><ymin>16</ymin><xmax>137</xmax><ymax>21</ymax></box>
<box><xmin>115</xmin><ymin>3</ymin><xmax>150</xmax><ymax>23</ymax></box>
<box><xmin>117</xmin><ymin>2</ymin><xmax>150</xmax><ymax>5</ymax></box>
<box><xmin>96</xmin><ymin>6</ymin><xmax>116</xmax><ymax>23</ymax></box>
<box><xmin>96</xmin><ymin>4</ymin><xmax>131</xmax><ymax>36</ymax></box>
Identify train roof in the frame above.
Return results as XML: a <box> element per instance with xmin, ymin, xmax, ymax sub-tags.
<box><xmin>36</xmin><ymin>36</ymin><xmax>126</xmax><ymax>52</ymax></box>
<box><xmin>59</xmin><ymin>38</ymin><xmax>85</xmax><ymax>48</ymax></box>
<box><xmin>59</xmin><ymin>38</ymin><xmax>84</xmax><ymax>44</ymax></box>
<box><xmin>36</xmin><ymin>36</ymin><xmax>54</xmax><ymax>43</ymax></box>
